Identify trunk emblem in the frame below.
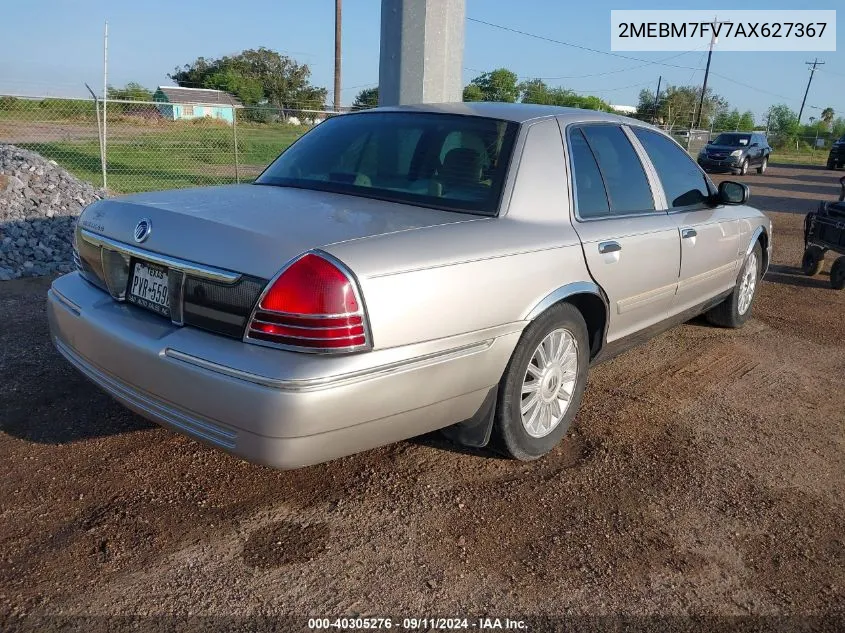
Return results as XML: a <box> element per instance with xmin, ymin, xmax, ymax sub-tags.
<box><xmin>134</xmin><ymin>219</ymin><xmax>152</xmax><ymax>243</ymax></box>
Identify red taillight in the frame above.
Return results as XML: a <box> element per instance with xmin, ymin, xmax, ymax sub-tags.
<box><xmin>245</xmin><ymin>252</ymin><xmax>370</xmax><ymax>352</ymax></box>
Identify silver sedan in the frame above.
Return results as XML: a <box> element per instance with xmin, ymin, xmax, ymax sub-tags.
<box><xmin>48</xmin><ymin>103</ymin><xmax>771</xmax><ymax>468</ymax></box>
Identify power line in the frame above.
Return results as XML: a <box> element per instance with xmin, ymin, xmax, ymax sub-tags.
<box><xmin>523</xmin><ymin>48</ymin><xmax>709</xmax><ymax>80</ymax></box>
<box><xmin>468</xmin><ymin>15</ymin><xmax>827</xmax><ymax>111</ymax></box>
<box><xmin>816</xmin><ymin>67</ymin><xmax>845</xmax><ymax>79</ymax></box>
<box><xmin>709</xmin><ymin>71</ymin><xmax>822</xmax><ymax>111</ymax></box>
<box><xmin>466</xmin><ymin>17</ymin><xmax>701</xmax><ymax>70</ymax></box>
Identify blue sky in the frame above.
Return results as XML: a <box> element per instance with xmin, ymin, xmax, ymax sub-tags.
<box><xmin>1</xmin><ymin>0</ymin><xmax>841</xmax><ymax>122</ymax></box>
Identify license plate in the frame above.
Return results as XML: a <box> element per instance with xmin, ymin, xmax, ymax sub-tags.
<box><xmin>128</xmin><ymin>261</ymin><xmax>170</xmax><ymax>317</ymax></box>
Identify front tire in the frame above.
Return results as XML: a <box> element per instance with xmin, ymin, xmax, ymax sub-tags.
<box><xmin>706</xmin><ymin>242</ymin><xmax>763</xmax><ymax>328</ymax></box>
<box><xmin>739</xmin><ymin>158</ymin><xmax>749</xmax><ymax>176</ymax></box>
<box><xmin>492</xmin><ymin>303</ymin><xmax>590</xmax><ymax>461</ymax></box>
<box><xmin>801</xmin><ymin>246</ymin><xmax>825</xmax><ymax>276</ymax></box>
<box><xmin>831</xmin><ymin>257</ymin><xmax>845</xmax><ymax>290</ymax></box>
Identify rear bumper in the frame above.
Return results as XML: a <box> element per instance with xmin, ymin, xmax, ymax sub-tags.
<box><xmin>47</xmin><ymin>273</ymin><xmax>521</xmax><ymax>469</ymax></box>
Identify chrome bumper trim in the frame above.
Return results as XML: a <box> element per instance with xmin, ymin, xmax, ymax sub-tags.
<box><xmin>164</xmin><ymin>339</ymin><xmax>494</xmax><ymax>392</ymax></box>
<box><xmin>55</xmin><ymin>337</ymin><xmax>237</xmax><ymax>450</ymax></box>
<box><xmin>49</xmin><ymin>287</ymin><xmax>82</xmax><ymax>316</ymax></box>
<box><xmin>80</xmin><ymin>229</ymin><xmax>241</xmax><ymax>284</ymax></box>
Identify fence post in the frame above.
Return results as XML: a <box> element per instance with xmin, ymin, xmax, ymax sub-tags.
<box><xmin>233</xmin><ymin>106</ymin><xmax>240</xmax><ymax>184</ymax></box>
<box><xmin>102</xmin><ymin>22</ymin><xmax>108</xmax><ymax>191</ymax></box>
<box><xmin>84</xmin><ymin>84</ymin><xmax>106</xmax><ymax>189</ymax></box>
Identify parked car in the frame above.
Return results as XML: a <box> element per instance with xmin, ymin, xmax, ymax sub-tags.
<box><xmin>48</xmin><ymin>103</ymin><xmax>771</xmax><ymax>469</ymax></box>
<box><xmin>698</xmin><ymin>132</ymin><xmax>771</xmax><ymax>175</ymax></box>
<box><xmin>827</xmin><ymin>134</ymin><xmax>845</xmax><ymax>170</ymax></box>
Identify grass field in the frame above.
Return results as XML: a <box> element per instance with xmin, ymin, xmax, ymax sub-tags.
<box><xmin>18</xmin><ymin>123</ymin><xmax>305</xmax><ymax>193</ymax></box>
<box><xmin>770</xmin><ymin>151</ymin><xmax>830</xmax><ymax>166</ymax></box>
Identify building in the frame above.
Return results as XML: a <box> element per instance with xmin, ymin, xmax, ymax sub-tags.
<box><xmin>152</xmin><ymin>86</ymin><xmax>242</xmax><ymax>124</ymax></box>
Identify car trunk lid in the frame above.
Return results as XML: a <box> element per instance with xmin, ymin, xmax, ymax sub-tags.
<box><xmin>75</xmin><ymin>184</ymin><xmax>480</xmax><ymax>341</ymax></box>
<box><xmin>78</xmin><ymin>184</ymin><xmax>478</xmax><ymax>279</ymax></box>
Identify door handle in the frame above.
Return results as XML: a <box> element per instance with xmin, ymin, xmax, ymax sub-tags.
<box><xmin>598</xmin><ymin>241</ymin><xmax>622</xmax><ymax>254</ymax></box>
<box><xmin>681</xmin><ymin>228</ymin><xmax>697</xmax><ymax>239</ymax></box>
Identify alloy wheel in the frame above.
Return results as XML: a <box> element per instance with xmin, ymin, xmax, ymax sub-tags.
<box><xmin>737</xmin><ymin>251</ymin><xmax>758</xmax><ymax>315</ymax></box>
<box><xmin>520</xmin><ymin>328</ymin><xmax>579</xmax><ymax>438</ymax></box>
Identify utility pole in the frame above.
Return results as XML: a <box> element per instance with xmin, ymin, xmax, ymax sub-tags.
<box><xmin>695</xmin><ymin>23</ymin><xmax>717</xmax><ymax>130</ymax></box>
<box><xmin>334</xmin><ymin>0</ymin><xmax>342</xmax><ymax>113</ymax></box>
<box><xmin>798</xmin><ymin>58</ymin><xmax>824</xmax><ymax>124</ymax></box>
<box><xmin>102</xmin><ymin>20</ymin><xmax>108</xmax><ymax>190</ymax></box>
<box><xmin>652</xmin><ymin>75</ymin><xmax>662</xmax><ymax>124</ymax></box>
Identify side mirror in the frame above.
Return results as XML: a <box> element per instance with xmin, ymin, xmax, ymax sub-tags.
<box><xmin>750</xmin><ymin>142</ymin><xmax>759</xmax><ymax>147</ymax></box>
<box><xmin>719</xmin><ymin>181</ymin><xmax>749</xmax><ymax>205</ymax></box>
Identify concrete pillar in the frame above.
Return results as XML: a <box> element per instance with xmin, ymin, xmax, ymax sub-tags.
<box><xmin>378</xmin><ymin>0</ymin><xmax>466</xmax><ymax>106</ymax></box>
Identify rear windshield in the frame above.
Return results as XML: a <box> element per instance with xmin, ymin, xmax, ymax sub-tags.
<box><xmin>255</xmin><ymin>112</ymin><xmax>519</xmax><ymax>215</ymax></box>
<box><xmin>712</xmin><ymin>133</ymin><xmax>751</xmax><ymax>147</ymax></box>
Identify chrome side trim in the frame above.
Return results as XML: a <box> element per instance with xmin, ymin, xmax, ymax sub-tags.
<box><xmin>745</xmin><ymin>225</ymin><xmax>770</xmax><ymax>274</ymax></box>
<box><xmin>616</xmin><ymin>282</ymin><xmax>677</xmax><ymax>315</ymax></box>
<box><xmin>79</xmin><ymin>229</ymin><xmax>241</xmax><ymax>284</ymax></box>
<box><xmin>54</xmin><ymin>338</ymin><xmax>237</xmax><ymax>450</ymax></box>
<box><xmin>164</xmin><ymin>339</ymin><xmax>494</xmax><ymax>392</ymax></box>
<box><xmin>48</xmin><ymin>287</ymin><xmax>82</xmax><ymax>316</ymax></box>
<box><xmin>524</xmin><ymin>281</ymin><xmax>608</xmax><ymax>321</ymax></box>
<box><xmin>677</xmin><ymin>261</ymin><xmax>737</xmax><ymax>291</ymax></box>
<box><xmin>746</xmin><ymin>225</ymin><xmax>765</xmax><ymax>257</ymax></box>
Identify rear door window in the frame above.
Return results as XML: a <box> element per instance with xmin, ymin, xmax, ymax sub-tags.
<box><xmin>568</xmin><ymin>128</ymin><xmax>610</xmax><ymax>219</ymax></box>
<box><xmin>575</xmin><ymin>125</ymin><xmax>655</xmax><ymax>216</ymax></box>
<box><xmin>632</xmin><ymin>127</ymin><xmax>710</xmax><ymax>208</ymax></box>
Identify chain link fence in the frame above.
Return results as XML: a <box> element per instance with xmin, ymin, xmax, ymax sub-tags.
<box><xmin>0</xmin><ymin>95</ymin><xmax>343</xmax><ymax>194</ymax></box>
<box><xmin>2</xmin><ymin>95</ymin><xmax>841</xmax><ymax>196</ymax></box>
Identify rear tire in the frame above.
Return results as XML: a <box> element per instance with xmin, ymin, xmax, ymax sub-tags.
<box><xmin>492</xmin><ymin>303</ymin><xmax>590</xmax><ymax>461</ymax></box>
<box><xmin>801</xmin><ymin>246</ymin><xmax>825</xmax><ymax>276</ymax></box>
<box><xmin>831</xmin><ymin>257</ymin><xmax>845</xmax><ymax>290</ymax></box>
<box><xmin>706</xmin><ymin>242</ymin><xmax>762</xmax><ymax>328</ymax></box>
<box><xmin>757</xmin><ymin>157</ymin><xmax>768</xmax><ymax>174</ymax></box>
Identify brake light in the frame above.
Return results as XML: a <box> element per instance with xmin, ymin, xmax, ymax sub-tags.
<box><xmin>245</xmin><ymin>252</ymin><xmax>370</xmax><ymax>352</ymax></box>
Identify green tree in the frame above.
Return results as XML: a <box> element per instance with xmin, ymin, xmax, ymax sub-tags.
<box><xmin>637</xmin><ymin>84</ymin><xmax>725</xmax><ymax>129</ymax></box>
<box><xmin>519</xmin><ymin>78</ymin><xmax>554</xmax><ymax>104</ymax></box>
<box><xmin>635</xmin><ymin>88</ymin><xmax>661</xmax><ymax>121</ymax></box>
<box><xmin>169</xmin><ymin>48</ymin><xmax>327</xmax><ymax>114</ymax></box>
<box><xmin>821</xmin><ymin>107</ymin><xmax>835</xmax><ymax>128</ymax></box>
<box><xmin>106</xmin><ymin>82</ymin><xmax>153</xmax><ymax>101</ymax></box>
<box><xmin>713</xmin><ymin>108</ymin><xmax>741</xmax><ymax>131</ymax></box>
<box><xmin>738</xmin><ymin>111</ymin><xmax>755</xmax><ymax>131</ymax></box>
<box><xmin>352</xmin><ymin>87</ymin><xmax>379</xmax><ymax>109</ymax></box>
<box><xmin>464</xmin><ymin>68</ymin><xmax>519</xmax><ymax>102</ymax></box>
<box><xmin>462</xmin><ymin>83</ymin><xmax>484</xmax><ymax>102</ymax></box>
<box><xmin>519</xmin><ymin>78</ymin><xmax>611</xmax><ymax>111</ymax></box>
<box><xmin>204</xmin><ymin>69</ymin><xmax>264</xmax><ymax>105</ymax></box>
<box><xmin>767</xmin><ymin>104</ymin><xmax>800</xmax><ymax>135</ymax></box>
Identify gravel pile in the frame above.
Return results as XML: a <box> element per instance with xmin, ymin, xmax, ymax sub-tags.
<box><xmin>0</xmin><ymin>144</ymin><xmax>106</xmax><ymax>280</ymax></box>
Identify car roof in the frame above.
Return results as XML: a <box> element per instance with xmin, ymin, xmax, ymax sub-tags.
<box><xmin>360</xmin><ymin>101</ymin><xmax>644</xmax><ymax>126</ymax></box>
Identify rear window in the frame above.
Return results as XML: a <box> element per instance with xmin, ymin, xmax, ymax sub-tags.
<box><xmin>256</xmin><ymin>112</ymin><xmax>519</xmax><ymax>215</ymax></box>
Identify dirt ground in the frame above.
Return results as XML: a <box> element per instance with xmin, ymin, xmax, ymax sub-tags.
<box><xmin>0</xmin><ymin>163</ymin><xmax>843</xmax><ymax>632</ymax></box>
